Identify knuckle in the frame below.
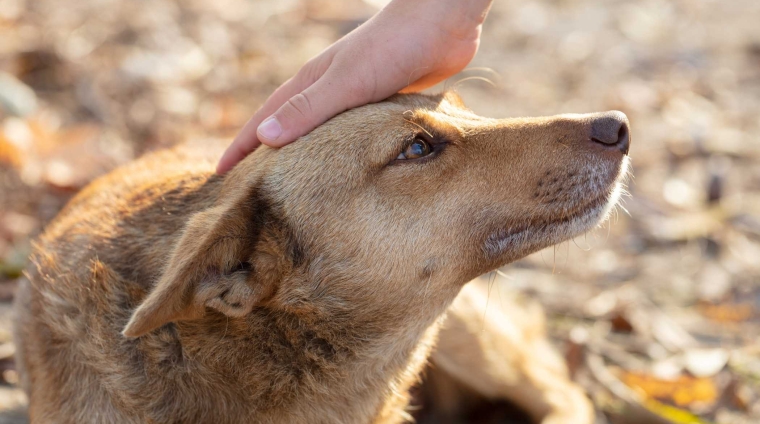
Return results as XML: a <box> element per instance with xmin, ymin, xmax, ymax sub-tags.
<box><xmin>299</xmin><ymin>60</ymin><xmax>326</xmax><ymax>84</ymax></box>
<box><xmin>285</xmin><ymin>93</ymin><xmax>314</xmax><ymax>119</ymax></box>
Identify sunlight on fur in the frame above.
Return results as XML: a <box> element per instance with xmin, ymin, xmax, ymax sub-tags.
<box><xmin>14</xmin><ymin>92</ymin><xmax>629</xmax><ymax>424</ymax></box>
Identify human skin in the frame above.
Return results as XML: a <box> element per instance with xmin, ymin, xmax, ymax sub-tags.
<box><xmin>216</xmin><ymin>0</ymin><xmax>493</xmax><ymax>174</ymax></box>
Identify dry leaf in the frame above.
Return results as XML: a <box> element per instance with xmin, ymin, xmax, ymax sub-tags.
<box><xmin>0</xmin><ymin>132</ymin><xmax>22</xmax><ymax>167</ymax></box>
<box><xmin>621</xmin><ymin>371</ymin><xmax>719</xmax><ymax>408</ymax></box>
<box><xmin>698</xmin><ymin>303</ymin><xmax>755</xmax><ymax>323</ymax></box>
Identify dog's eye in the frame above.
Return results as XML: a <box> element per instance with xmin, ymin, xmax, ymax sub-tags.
<box><xmin>397</xmin><ymin>138</ymin><xmax>432</xmax><ymax>160</ymax></box>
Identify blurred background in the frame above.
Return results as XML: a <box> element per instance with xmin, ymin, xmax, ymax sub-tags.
<box><xmin>1</xmin><ymin>0</ymin><xmax>759</xmax><ymax>422</ymax></box>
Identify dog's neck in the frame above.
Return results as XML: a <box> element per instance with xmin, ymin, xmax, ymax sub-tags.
<box><xmin>173</xmin><ymin>274</ymin><xmax>451</xmax><ymax>422</ymax></box>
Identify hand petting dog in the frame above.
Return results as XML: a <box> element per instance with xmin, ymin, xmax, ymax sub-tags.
<box><xmin>216</xmin><ymin>0</ymin><xmax>493</xmax><ymax>174</ymax></box>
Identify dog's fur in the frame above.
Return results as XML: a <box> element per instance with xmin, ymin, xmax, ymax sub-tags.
<box><xmin>14</xmin><ymin>92</ymin><xmax>628</xmax><ymax>423</ymax></box>
<box><xmin>419</xmin><ymin>277</ymin><xmax>595</xmax><ymax>424</ymax></box>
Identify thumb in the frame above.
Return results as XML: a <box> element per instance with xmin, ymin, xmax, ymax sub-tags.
<box><xmin>257</xmin><ymin>75</ymin><xmax>363</xmax><ymax>147</ymax></box>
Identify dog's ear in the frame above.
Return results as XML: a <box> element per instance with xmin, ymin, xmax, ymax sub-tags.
<box><xmin>123</xmin><ymin>189</ymin><xmax>272</xmax><ymax>338</ymax></box>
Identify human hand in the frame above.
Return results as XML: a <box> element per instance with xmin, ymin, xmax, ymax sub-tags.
<box><xmin>216</xmin><ymin>0</ymin><xmax>493</xmax><ymax>174</ymax></box>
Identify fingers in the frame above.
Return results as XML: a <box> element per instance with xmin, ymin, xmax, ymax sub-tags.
<box><xmin>215</xmin><ymin>117</ymin><xmax>262</xmax><ymax>174</ymax></box>
<box><xmin>216</xmin><ymin>76</ymin><xmax>308</xmax><ymax>174</ymax></box>
<box><xmin>216</xmin><ymin>53</ymin><xmax>334</xmax><ymax>174</ymax></box>
<box><xmin>256</xmin><ymin>70</ymin><xmax>362</xmax><ymax>148</ymax></box>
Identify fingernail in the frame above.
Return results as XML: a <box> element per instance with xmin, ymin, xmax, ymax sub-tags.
<box><xmin>258</xmin><ymin>117</ymin><xmax>282</xmax><ymax>141</ymax></box>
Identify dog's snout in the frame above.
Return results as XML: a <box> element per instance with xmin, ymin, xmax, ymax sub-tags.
<box><xmin>589</xmin><ymin>111</ymin><xmax>630</xmax><ymax>154</ymax></box>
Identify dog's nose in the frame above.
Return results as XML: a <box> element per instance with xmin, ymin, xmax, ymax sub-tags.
<box><xmin>589</xmin><ymin>111</ymin><xmax>630</xmax><ymax>154</ymax></box>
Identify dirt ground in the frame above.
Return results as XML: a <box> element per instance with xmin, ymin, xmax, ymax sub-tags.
<box><xmin>1</xmin><ymin>0</ymin><xmax>760</xmax><ymax>423</ymax></box>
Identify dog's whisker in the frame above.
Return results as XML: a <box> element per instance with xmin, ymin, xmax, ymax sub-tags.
<box><xmin>403</xmin><ymin>118</ymin><xmax>434</xmax><ymax>138</ymax></box>
<box><xmin>495</xmin><ymin>273</ymin><xmax>506</xmax><ymax>314</ymax></box>
<box><xmin>552</xmin><ymin>244</ymin><xmax>557</xmax><ymax>275</ymax></box>
<box><xmin>406</xmin><ymin>66</ymin><xmax>430</xmax><ymax>88</ymax></box>
<box><xmin>452</xmin><ymin>75</ymin><xmax>498</xmax><ymax>89</ymax></box>
<box><xmin>604</xmin><ymin>213</ymin><xmax>613</xmax><ymax>243</ymax></box>
<box><xmin>482</xmin><ymin>271</ymin><xmax>497</xmax><ymax>332</ymax></box>
<box><xmin>459</xmin><ymin>67</ymin><xmax>502</xmax><ymax>80</ymax></box>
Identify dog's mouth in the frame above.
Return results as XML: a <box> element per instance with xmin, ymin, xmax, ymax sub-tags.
<box><xmin>484</xmin><ymin>195</ymin><xmax>606</xmax><ymax>256</ymax></box>
<box><xmin>483</xmin><ymin>160</ymin><xmax>629</xmax><ymax>260</ymax></box>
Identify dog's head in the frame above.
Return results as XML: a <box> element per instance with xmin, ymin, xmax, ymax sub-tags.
<box><xmin>123</xmin><ymin>92</ymin><xmax>630</xmax><ymax>337</ymax></box>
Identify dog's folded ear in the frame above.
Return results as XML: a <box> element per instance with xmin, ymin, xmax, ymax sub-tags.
<box><xmin>123</xmin><ymin>190</ymin><xmax>270</xmax><ymax>338</ymax></box>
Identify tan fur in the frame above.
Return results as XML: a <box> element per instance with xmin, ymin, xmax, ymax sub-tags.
<box><xmin>423</xmin><ymin>278</ymin><xmax>594</xmax><ymax>423</ymax></box>
<box><xmin>13</xmin><ymin>93</ymin><xmax>629</xmax><ymax>423</ymax></box>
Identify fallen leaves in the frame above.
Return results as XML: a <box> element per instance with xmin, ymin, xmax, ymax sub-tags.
<box><xmin>643</xmin><ymin>399</ymin><xmax>711</xmax><ymax>424</ymax></box>
<box><xmin>0</xmin><ymin>72</ymin><xmax>37</xmax><ymax>117</ymax></box>
<box><xmin>0</xmin><ymin>116</ymin><xmax>122</xmax><ymax>190</ymax></box>
<box><xmin>621</xmin><ymin>372</ymin><xmax>718</xmax><ymax>408</ymax></box>
<box><xmin>698</xmin><ymin>303</ymin><xmax>755</xmax><ymax>323</ymax></box>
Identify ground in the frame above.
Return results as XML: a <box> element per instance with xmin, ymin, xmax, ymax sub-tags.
<box><xmin>1</xmin><ymin>0</ymin><xmax>759</xmax><ymax>423</ymax></box>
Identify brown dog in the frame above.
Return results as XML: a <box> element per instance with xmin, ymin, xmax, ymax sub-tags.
<box><xmin>14</xmin><ymin>92</ymin><xmax>629</xmax><ymax>423</ymax></box>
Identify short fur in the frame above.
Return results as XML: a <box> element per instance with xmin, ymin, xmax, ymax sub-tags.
<box><xmin>14</xmin><ymin>93</ymin><xmax>629</xmax><ymax>423</ymax></box>
<box><xmin>421</xmin><ymin>277</ymin><xmax>595</xmax><ymax>424</ymax></box>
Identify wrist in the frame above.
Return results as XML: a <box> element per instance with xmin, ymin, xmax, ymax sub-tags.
<box><xmin>385</xmin><ymin>0</ymin><xmax>491</xmax><ymax>40</ymax></box>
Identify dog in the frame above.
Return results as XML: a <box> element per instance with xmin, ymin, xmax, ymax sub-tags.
<box><xmin>13</xmin><ymin>92</ymin><xmax>629</xmax><ymax>423</ymax></box>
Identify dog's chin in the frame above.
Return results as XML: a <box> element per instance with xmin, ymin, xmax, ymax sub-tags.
<box><xmin>483</xmin><ymin>159</ymin><xmax>629</xmax><ymax>264</ymax></box>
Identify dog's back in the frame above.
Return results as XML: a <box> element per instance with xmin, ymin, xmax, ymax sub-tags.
<box><xmin>14</xmin><ymin>142</ymin><xmax>230</xmax><ymax>422</ymax></box>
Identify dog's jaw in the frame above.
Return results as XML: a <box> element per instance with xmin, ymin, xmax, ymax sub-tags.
<box><xmin>482</xmin><ymin>156</ymin><xmax>630</xmax><ymax>262</ymax></box>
